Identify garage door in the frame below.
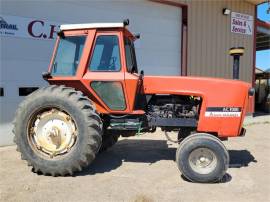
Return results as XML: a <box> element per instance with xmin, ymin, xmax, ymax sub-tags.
<box><xmin>96</xmin><ymin>1</ymin><xmax>181</xmax><ymax>75</ymax></box>
<box><xmin>68</xmin><ymin>1</ymin><xmax>182</xmax><ymax>75</ymax></box>
<box><xmin>63</xmin><ymin>1</ymin><xmax>182</xmax><ymax>75</ymax></box>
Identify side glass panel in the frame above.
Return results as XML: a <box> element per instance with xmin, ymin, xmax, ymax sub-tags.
<box><xmin>89</xmin><ymin>35</ymin><xmax>121</xmax><ymax>71</ymax></box>
<box><xmin>51</xmin><ymin>36</ymin><xmax>86</xmax><ymax>76</ymax></box>
<box><xmin>124</xmin><ymin>37</ymin><xmax>138</xmax><ymax>73</ymax></box>
<box><xmin>91</xmin><ymin>81</ymin><xmax>126</xmax><ymax>110</ymax></box>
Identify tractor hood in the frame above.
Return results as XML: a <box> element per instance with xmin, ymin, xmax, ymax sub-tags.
<box><xmin>143</xmin><ymin>76</ymin><xmax>251</xmax><ymax>105</ymax></box>
<box><xmin>143</xmin><ymin>76</ymin><xmax>252</xmax><ymax>137</ymax></box>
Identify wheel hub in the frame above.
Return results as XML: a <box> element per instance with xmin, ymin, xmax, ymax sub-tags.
<box><xmin>188</xmin><ymin>148</ymin><xmax>217</xmax><ymax>174</ymax></box>
<box><xmin>29</xmin><ymin>109</ymin><xmax>77</xmax><ymax>158</ymax></box>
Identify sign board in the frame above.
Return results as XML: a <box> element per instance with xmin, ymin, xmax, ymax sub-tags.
<box><xmin>231</xmin><ymin>12</ymin><xmax>253</xmax><ymax>36</ymax></box>
<box><xmin>0</xmin><ymin>15</ymin><xmax>61</xmax><ymax>40</ymax></box>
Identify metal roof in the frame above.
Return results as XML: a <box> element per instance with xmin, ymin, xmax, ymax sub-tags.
<box><xmin>60</xmin><ymin>23</ymin><xmax>124</xmax><ymax>31</ymax></box>
<box><xmin>245</xmin><ymin>0</ymin><xmax>266</xmax><ymax>5</ymax></box>
<box><xmin>256</xmin><ymin>19</ymin><xmax>270</xmax><ymax>51</ymax></box>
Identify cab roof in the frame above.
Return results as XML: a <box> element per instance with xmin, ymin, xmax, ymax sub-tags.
<box><xmin>60</xmin><ymin>22</ymin><xmax>125</xmax><ymax>31</ymax></box>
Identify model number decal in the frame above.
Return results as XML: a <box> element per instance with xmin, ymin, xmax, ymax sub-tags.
<box><xmin>205</xmin><ymin>107</ymin><xmax>242</xmax><ymax>117</ymax></box>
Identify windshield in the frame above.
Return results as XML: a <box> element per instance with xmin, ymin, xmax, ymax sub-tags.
<box><xmin>124</xmin><ymin>37</ymin><xmax>138</xmax><ymax>73</ymax></box>
<box><xmin>51</xmin><ymin>36</ymin><xmax>86</xmax><ymax>76</ymax></box>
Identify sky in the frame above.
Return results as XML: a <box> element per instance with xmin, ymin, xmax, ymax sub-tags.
<box><xmin>256</xmin><ymin>2</ymin><xmax>270</xmax><ymax>71</ymax></box>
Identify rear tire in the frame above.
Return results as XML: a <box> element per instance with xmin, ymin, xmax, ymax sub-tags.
<box><xmin>176</xmin><ymin>133</ymin><xmax>229</xmax><ymax>183</ymax></box>
<box><xmin>13</xmin><ymin>85</ymin><xmax>102</xmax><ymax>176</ymax></box>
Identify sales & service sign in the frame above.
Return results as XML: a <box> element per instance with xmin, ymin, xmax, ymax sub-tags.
<box><xmin>231</xmin><ymin>12</ymin><xmax>253</xmax><ymax>36</ymax></box>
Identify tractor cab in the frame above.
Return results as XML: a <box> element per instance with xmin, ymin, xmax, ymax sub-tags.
<box><xmin>45</xmin><ymin>20</ymin><xmax>143</xmax><ymax>114</ymax></box>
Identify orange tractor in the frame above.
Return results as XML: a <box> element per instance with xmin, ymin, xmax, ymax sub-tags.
<box><xmin>13</xmin><ymin>20</ymin><xmax>254</xmax><ymax>183</ymax></box>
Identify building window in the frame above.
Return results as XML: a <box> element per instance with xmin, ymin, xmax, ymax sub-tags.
<box><xmin>0</xmin><ymin>88</ymin><xmax>4</xmax><ymax>96</ymax></box>
<box><xmin>19</xmin><ymin>87</ymin><xmax>39</xmax><ymax>96</ymax></box>
<box><xmin>89</xmin><ymin>35</ymin><xmax>121</xmax><ymax>71</ymax></box>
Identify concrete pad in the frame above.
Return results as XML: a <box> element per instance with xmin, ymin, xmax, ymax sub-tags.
<box><xmin>0</xmin><ymin>122</ymin><xmax>269</xmax><ymax>202</ymax></box>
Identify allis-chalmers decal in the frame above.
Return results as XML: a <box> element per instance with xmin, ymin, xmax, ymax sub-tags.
<box><xmin>205</xmin><ymin>107</ymin><xmax>242</xmax><ymax>117</ymax></box>
<box><xmin>0</xmin><ymin>15</ymin><xmax>60</xmax><ymax>40</ymax></box>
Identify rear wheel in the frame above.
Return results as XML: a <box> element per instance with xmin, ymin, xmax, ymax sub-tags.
<box><xmin>176</xmin><ymin>133</ymin><xmax>229</xmax><ymax>183</ymax></box>
<box><xmin>13</xmin><ymin>85</ymin><xmax>102</xmax><ymax>176</ymax></box>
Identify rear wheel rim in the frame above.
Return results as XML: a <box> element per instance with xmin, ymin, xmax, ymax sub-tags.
<box><xmin>27</xmin><ymin>107</ymin><xmax>77</xmax><ymax>159</ymax></box>
<box><xmin>188</xmin><ymin>147</ymin><xmax>217</xmax><ymax>175</ymax></box>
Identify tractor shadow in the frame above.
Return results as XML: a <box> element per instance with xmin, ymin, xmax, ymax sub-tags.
<box><xmin>77</xmin><ymin>139</ymin><xmax>257</xmax><ymax>182</ymax></box>
<box><xmin>78</xmin><ymin>139</ymin><xmax>175</xmax><ymax>175</ymax></box>
<box><xmin>228</xmin><ymin>150</ymin><xmax>257</xmax><ymax>168</ymax></box>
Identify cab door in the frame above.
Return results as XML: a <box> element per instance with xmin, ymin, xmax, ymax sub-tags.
<box><xmin>81</xmin><ymin>31</ymin><xmax>130</xmax><ymax>113</ymax></box>
<box><xmin>123</xmin><ymin>36</ymin><xmax>141</xmax><ymax>111</ymax></box>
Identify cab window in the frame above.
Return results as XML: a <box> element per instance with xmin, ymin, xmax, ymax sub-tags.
<box><xmin>91</xmin><ymin>81</ymin><xmax>126</xmax><ymax>110</ymax></box>
<box><xmin>89</xmin><ymin>35</ymin><xmax>121</xmax><ymax>71</ymax></box>
<box><xmin>51</xmin><ymin>36</ymin><xmax>86</xmax><ymax>76</ymax></box>
<box><xmin>124</xmin><ymin>37</ymin><xmax>138</xmax><ymax>73</ymax></box>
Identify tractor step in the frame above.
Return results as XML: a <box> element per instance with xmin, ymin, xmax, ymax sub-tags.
<box><xmin>109</xmin><ymin>118</ymin><xmax>141</xmax><ymax>130</ymax></box>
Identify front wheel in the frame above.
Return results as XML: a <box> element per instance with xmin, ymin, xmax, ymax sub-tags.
<box><xmin>176</xmin><ymin>133</ymin><xmax>229</xmax><ymax>183</ymax></box>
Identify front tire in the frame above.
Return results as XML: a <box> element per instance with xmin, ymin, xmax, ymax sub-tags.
<box><xmin>13</xmin><ymin>85</ymin><xmax>102</xmax><ymax>176</ymax></box>
<box><xmin>176</xmin><ymin>133</ymin><xmax>229</xmax><ymax>183</ymax></box>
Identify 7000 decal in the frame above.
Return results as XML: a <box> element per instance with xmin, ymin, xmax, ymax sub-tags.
<box><xmin>205</xmin><ymin>107</ymin><xmax>242</xmax><ymax>117</ymax></box>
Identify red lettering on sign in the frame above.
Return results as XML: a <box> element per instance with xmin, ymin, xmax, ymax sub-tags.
<box><xmin>232</xmin><ymin>26</ymin><xmax>246</xmax><ymax>34</ymax></box>
<box><xmin>28</xmin><ymin>20</ymin><xmax>44</xmax><ymax>38</ymax></box>
<box><xmin>233</xmin><ymin>19</ymin><xmax>243</xmax><ymax>26</ymax></box>
<box><xmin>49</xmin><ymin>25</ymin><xmax>57</xmax><ymax>39</ymax></box>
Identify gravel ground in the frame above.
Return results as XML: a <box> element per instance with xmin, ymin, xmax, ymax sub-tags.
<box><xmin>0</xmin><ymin>119</ymin><xmax>269</xmax><ymax>202</ymax></box>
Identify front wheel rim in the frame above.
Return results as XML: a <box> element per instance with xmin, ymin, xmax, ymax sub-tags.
<box><xmin>27</xmin><ymin>108</ymin><xmax>78</xmax><ymax>159</ymax></box>
<box><xmin>188</xmin><ymin>147</ymin><xmax>218</xmax><ymax>175</ymax></box>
